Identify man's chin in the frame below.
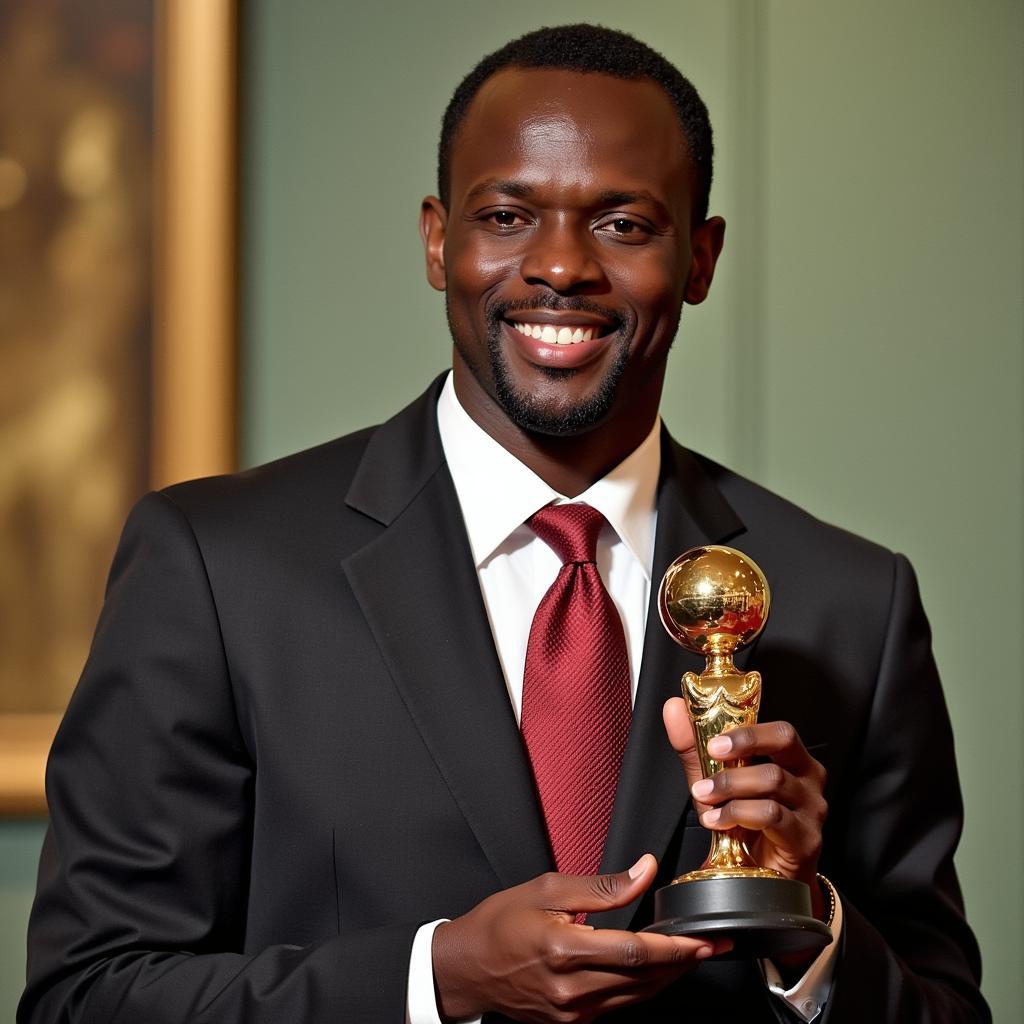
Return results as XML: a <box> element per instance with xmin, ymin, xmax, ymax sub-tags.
<box><xmin>452</xmin><ymin>328</ymin><xmax>628</xmax><ymax>436</ymax></box>
<box><xmin>492</xmin><ymin>377</ymin><xmax>619</xmax><ymax>437</ymax></box>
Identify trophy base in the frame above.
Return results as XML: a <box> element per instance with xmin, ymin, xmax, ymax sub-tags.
<box><xmin>641</xmin><ymin>874</ymin><xmax>832</xmax><ymax>959</ymax></box>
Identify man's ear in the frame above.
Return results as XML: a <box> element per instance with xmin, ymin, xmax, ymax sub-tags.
<box><xmin>419</xmin><ymin>196</ymin><xmax>448</xmax><ymax>292</ymax></box>
<box><xmin>684</xmin><ymin>215</ymin><xmax>726</xmax><ymax>305</ymax></box>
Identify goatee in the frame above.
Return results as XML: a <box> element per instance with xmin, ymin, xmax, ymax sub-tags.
<box><xmin>447</xmin><ymin>295</ymin><xmax>633</xmax><ymax>437</ymax></box>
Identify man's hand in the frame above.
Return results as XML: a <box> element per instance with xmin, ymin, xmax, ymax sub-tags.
<box><xmin>663</xmin><ymin>698</ymin><xmax>828</xmax><ymax>917</ymax></box>
<box><xmin>431</xmin><ymin>854</ymin><xmax>729</xmax><ymax>1023</ymax></box>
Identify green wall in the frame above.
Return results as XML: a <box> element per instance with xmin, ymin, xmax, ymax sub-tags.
<box><xmin>2</xmin><ymin>1</ymin><xmax>1019</xmax><ymax>1020</ymax></box>
<box><xmin>0</xmin><ymin>820</ymin><xmax>46</xmax><ymax>1021</ymax></box>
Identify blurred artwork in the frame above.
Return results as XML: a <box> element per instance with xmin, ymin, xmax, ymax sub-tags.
<box><xmin>0</xmin><ymin>0</ymin><xmax>153</xmax><ymax>713</ymax></box>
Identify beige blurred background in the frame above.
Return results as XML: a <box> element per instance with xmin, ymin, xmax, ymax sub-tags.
<box><xmin>0</xmin><ymin>0</ymin><xmax>151</xmax><ymax>716</ymax></box>
<box><xmin>1</xmin><ymin>1</ymin><xmax>1021</xmax><ymax>1019</ymax></box>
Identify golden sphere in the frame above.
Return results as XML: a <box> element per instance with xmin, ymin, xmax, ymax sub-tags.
<box><xmin>658</xmin><ymin>545</ymin><xmax>770</xmax><ymax>654</ymax></box>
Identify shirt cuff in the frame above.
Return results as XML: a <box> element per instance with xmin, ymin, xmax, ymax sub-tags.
<box><xmin>406</xmin><ymin>919</ymin><xmax>485</xmax><ymax>1024</ymax></box>
<box><xmin>760</xmin><ymin>879</ymin><xmax>843</xmax><ymax>1023</ymax></box>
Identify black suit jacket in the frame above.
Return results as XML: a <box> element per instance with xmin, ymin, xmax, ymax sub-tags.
<box><xmin>21</xmin><ymin>378</ymin><xmax>987</xmax><ymax>1022</ymax></box>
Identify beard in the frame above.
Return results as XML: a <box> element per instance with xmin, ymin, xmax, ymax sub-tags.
<box><xmin>447</xmin><ymin>294</ymin><xmax>638</xmax><ymax>437</ymax></box>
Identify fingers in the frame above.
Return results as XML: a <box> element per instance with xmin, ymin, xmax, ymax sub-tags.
<box><xmin>662</xmin><ymin>697</ymin><xmax>694</xmax><ymax>752</ymax></box>
<box><xmin>505</xmin><ymin>933</ymin><xmax>732</xmax><ymax>1023</ymax></box>
<box><xmin>546</xmin><ymin>925</ymin><xmax>727</xmax><ymax>974</ymax></box>
<box><xmin>528</xmin><ymin>853</ymin><xmax>658</xmax><ymax>916</ymax></box>
<box><xmin>695</xmin><ymin>764</ymin><xmax>828</xmax><ymax>836</ymax></box>
<box><xmin>692</xmin><ymin>757</ymin><xmax>826</xmax><ymax>817</ymax></box>
<box><xmin>531</xmin><ymin>933</ymin><xmax>733</xmax><ymax>1010</ymax></box>
<box><xmin>662</xmin><ymin>698</ymin><xmax>703</xmax><ymax>789</ymax></box>
<box><xmin>525</xmin><ymin>859</ymin><xmax>734</xmax><ymax>968</ymax></box>
<box><xmin>691</xmin><ymin>760</ymin><xmax>799</xmax><ymax>809</ymax></box>
<box><xmin>433</xmin><ymin>859</ymin><xmax>731</xmax><ymax>1022</ymax></box>
<box><xmin>699</xmin><ymin>798</ymin><xmax>822</xmax><ymax>858</ymax></box>
<box><xmin>706</xmin><ymin>720</ymin><xmax>821</xmax><ymax>775</ymax></box>
<box><xmin>687</xmin><ymin>721</ymin><xmax>827</xmax><ymax>880</ymax></box>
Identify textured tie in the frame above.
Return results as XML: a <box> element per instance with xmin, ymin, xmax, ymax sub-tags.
<box><xmin>521</xmin><ymin>503</ymin><xmax>632</xmax><ymax>878</ymax></box>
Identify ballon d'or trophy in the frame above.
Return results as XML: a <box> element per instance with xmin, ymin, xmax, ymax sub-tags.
<box><xmin>644</xmin><ymin>545</ymin><xmax>831</xmax><ymax>957</ymax></box>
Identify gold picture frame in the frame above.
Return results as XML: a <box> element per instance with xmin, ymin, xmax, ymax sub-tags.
<box><xmin>0</xmin><ymin>0</ymin><xmax>238</xmax><ymax>816</ymax></box>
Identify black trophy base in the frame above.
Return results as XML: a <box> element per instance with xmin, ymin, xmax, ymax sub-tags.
<box><xmin>641</xmin><ymin>875</ymin><xmax>832</xmax><ymax>959</ymax></box>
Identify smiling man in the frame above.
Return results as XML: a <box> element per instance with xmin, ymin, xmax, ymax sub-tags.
<box><xmin>21</xmin><ymin>24</ymin><xmax>987</xmax><ymax>1024</ymax></box>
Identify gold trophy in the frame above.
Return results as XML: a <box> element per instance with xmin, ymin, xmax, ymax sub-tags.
<box><xmin>644</xmin><ymin>545</ymin><xmax>831</xmax><ymax>957</ymax></box>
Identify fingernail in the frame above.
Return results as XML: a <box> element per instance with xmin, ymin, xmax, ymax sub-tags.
<box><xmin>701</xmin><ymin>808</ymin><xmax>721</xmax><ymax>826</ymax></box>
<box><xmin>707</xmin><ymin>735</ymin><xmax>732</xmax><ymax>756</ymax></box>
<box><xmin>691</xmin><ymin>779</ymin><xmax>714</xmax><ymax>800</ymax></box>
<box><xmin>628</xmin><ymin>855</ymin><xmax>648</xmax><ymax>879</ymax></box>
<box><xmin>696</xmin><ymin>944</ymin><xmax>715</xmax><ymax>959</ymax></box>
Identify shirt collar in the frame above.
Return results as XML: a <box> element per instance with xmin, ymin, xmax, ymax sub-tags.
<box><xmin>436</xmin><ymin>372</ymin><xmax>660</xmax><ymax>578</ymax></box>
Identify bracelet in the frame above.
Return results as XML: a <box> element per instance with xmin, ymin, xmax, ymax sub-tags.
<box><xmin>816</xmin><ymin>873</ymin><xmax>836</xmax><ymax>930</ymax></box>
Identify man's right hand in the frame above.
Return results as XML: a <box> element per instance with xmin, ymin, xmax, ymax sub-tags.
<box><xmin>430</xmin><ymin>854</ymin><xmax>729</xmax><ymax>1023</ymax></box>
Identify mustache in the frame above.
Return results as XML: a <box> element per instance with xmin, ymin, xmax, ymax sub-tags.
<box><xmin>485</xmin><ymin>294</ymin><xmax>626</xmax><ymax>330</ymax></box>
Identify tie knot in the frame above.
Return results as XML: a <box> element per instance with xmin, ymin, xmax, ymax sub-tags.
<box><xmin>528</xmin><ymin>503</ymin><xmax>606</xmax><ymax>565</ymax></box>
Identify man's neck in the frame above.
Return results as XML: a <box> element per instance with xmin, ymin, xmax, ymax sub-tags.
<box><xmin>479</xmin><ymin>427</ymin><xmax>645</xmax><ymax>498</ymax></box>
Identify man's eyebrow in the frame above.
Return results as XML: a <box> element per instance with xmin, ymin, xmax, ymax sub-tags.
<box><xmin>596</xmin><ymin>189</ymin><xmax>666</xmax><ymax>212</ymax></box>
<box><xmin>464</xmin><ymin>179</ymin><xmax>534</xmax><ymax>202</ymax></box>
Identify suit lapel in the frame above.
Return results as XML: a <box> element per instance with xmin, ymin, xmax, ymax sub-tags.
<box><xmin>342</xmin><ymin>381</ymin><xmax>551</xmax><ymax>889</ymax></box>
<box><xmin>592</xmin><ymin>434</ymin><xmax>746</xmax><ymax>930</ymax></box>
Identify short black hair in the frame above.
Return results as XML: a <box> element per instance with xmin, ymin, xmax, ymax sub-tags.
<box><xmin>438</xmin><ymin>23</ymin><xmax>714</xmax><ymax>222</ymax></box>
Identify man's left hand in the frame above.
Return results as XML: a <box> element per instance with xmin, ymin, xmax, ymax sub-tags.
<box><xmin>662</xmin><ymin>698</ymin><xmax>828</xmax><ymax>921</ymax></box>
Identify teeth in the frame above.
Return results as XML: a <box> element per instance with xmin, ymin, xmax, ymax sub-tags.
<box><xmin>512</xmin><ymin>322</ymin><xmax>599</xmax><ymax>345</ymax></box>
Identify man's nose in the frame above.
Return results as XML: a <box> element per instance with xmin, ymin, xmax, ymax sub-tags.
<box><xmin>519</xmin><ymin>219</ymin><xmax>607</xmax><ymax>294</ymax></box>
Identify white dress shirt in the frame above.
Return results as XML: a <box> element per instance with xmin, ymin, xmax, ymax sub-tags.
<box><xmin>405</xmin><ymin>373</ymin><xmax>839</xmax><ymax>1023</ymax></box>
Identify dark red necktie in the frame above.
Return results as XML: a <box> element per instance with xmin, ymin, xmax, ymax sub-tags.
<box><xmin>521</xmin><ymin>503</ymin><xmax>632</xmax><ymax>878</ymax></box>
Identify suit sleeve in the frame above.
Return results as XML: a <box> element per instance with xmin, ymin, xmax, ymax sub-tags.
<box><xmin>19</xmin><ymin>491</ymin><xmax>416</xmax><ymax>1023</ymax></box>
<box><xmin>824</xmin><ymin>554</ymin><xmax>988</xmax><ymax>1022</ymax></box>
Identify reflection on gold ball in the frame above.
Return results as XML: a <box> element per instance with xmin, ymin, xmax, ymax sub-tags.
<box><xmin>658</xmin><ymin>545</ymin><xmax>770</xmax><ymax>654</ymax></box>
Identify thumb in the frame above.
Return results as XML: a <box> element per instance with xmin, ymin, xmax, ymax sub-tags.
<box><xmin>535</xmin><ymin>854</ymin><xmax>659</xmax><ymax>915</ymax></box>
<box><xmin>663</xmin><ymin>697</ymin><xmax>704</xmax><ymax>790</ymax></box>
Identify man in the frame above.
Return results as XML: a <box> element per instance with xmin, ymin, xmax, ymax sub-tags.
<box><xmin>21</xmin><ymin>24</ymin><xmax>987</xmax><ymax>1023</ymax></box>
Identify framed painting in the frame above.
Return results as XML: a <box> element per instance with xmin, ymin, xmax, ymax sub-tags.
<box><xmin>0</xmin><ymin>0</ymin><xmax>237</xmax><ymax>815</ymax></box>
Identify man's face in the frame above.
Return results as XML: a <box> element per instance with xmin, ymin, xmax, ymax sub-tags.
<box><xmin>421</xmin><ymin>68</ymin><xmax>723</xmax><ymax>438</ymax></box>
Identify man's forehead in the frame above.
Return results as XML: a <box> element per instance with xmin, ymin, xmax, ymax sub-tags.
<box><xmin>449</xmin><ymin>67</ymin><xmax>692</xmax><ymax>201</ymax></box>
<box><xmin>461</xmin><ymin>66</ymin><xmax>681</xmax><ymax>138</ymax></box>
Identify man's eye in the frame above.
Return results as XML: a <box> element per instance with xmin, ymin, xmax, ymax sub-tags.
<box><xmin>596</xmin><ymin>216</ymin><xmax>651</xmax><ymax>241</ymax></box>
<box><xmin>490</xmin><ymin>210</ymin><xmax>522</xmax><ymax>227</ymax></box>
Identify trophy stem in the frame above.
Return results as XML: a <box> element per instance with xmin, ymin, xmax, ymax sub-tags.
<box><xmin>683</xmin><ymin>656</ymin><xmax>766</xmax><ymax>877</ymax></box>
<box><xmin>704</xmin><ymin>832</ymin><xmax>764</xmax><ymax>875</ymax></box>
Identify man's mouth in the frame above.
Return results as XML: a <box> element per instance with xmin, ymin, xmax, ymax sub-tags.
<box><xmin>510</xmin><ymin>321</ymin><xmax>599</xmax><ymax>346</ymax></box>
<box><xmin>491</xmin><ymin>306</ymin><xmax>623</xmax><ymax>370</ymax></box>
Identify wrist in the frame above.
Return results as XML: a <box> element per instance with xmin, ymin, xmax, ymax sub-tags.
<box><xmin>431</xmin><ymin>919</ymin><xmax>482</xmax><ymax>1023</ymax></box>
